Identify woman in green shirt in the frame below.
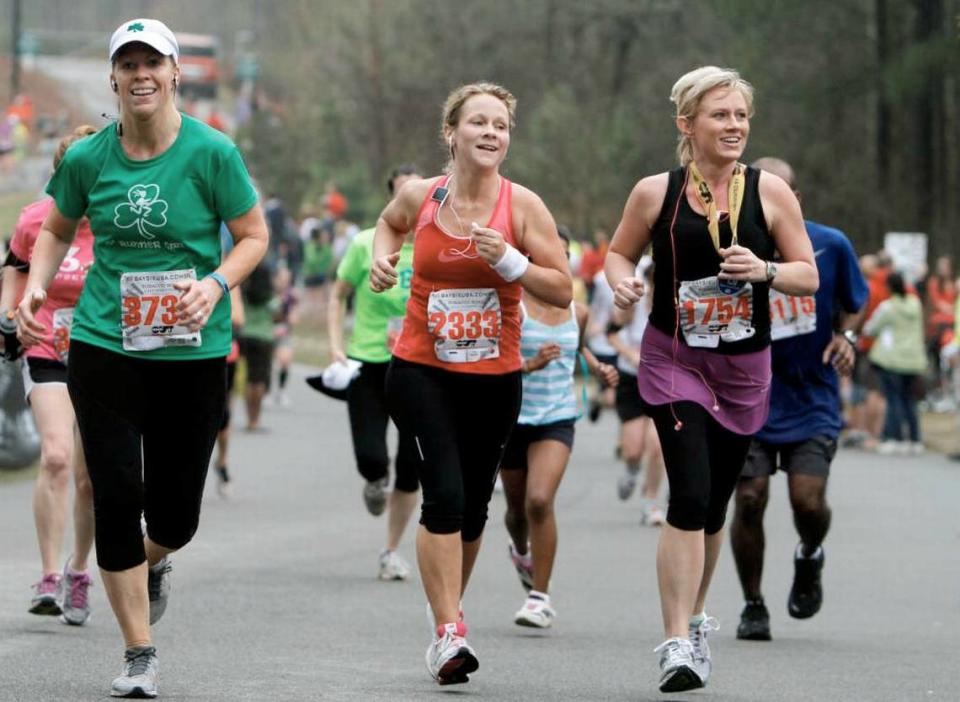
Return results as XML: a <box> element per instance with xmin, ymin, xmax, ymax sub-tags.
<box><xmin>15</xmin><ymin>18</ymin><xmax>268</xmax><ymax>699</ymax></box>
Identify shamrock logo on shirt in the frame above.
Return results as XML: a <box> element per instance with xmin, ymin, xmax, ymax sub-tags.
<box><xmin>114</xmin><ymin>184</ymin><xmax>168</xmax><ymax>239</ymax></box>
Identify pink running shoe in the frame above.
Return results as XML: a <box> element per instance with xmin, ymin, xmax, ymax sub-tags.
<box><xmin>508</xmin><ymin>542</ymin><xmax>534</xmax><ymax>592</ymax></box>
<box><xmin>60</xmin><ymin>560</ymin><xmax>93</xmax><ymax>626</ymax></box>
<box><xmin>29</xmin><ymin>573</ymin><xmax>62</xmax><ymax>615</ymax></box>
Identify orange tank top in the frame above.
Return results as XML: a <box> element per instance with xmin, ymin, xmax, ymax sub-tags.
<box><xmin>393</xmin><ymin>174</ymin><xmax>523</xmax><ymax>374</ymax></box>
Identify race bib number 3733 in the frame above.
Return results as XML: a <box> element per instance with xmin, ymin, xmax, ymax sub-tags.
<box><xmin>120</xmin><ymin>269</ymin><xmax>201</xmax><ymax>351</ymax></box>
<box><xmin>427</xmin><ymin>288</ymin><xmax>501</xmax><ymax>363</ymax></box>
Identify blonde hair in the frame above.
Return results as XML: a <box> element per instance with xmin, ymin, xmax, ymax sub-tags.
<box><xmin>440</xmin><ymin>82</ymin><xmax>517</xmax><ymax>165</ymax></box>
<box><xmin>53</xmin><ymin>124</ymin><xmax>97</xmax><ymax>170</ymax></box>
<box><xmin>670</xmin><ymin>66</ymin><xmax>754</xmax><ymax>166</ymax></box>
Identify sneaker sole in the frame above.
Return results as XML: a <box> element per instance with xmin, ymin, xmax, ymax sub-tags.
<box><xmin>514</xmin><ymin>613</ymin><xmax>552</xmax><ymax>629</ymax></box>
<box><xmin>659</xmin><ymin>665</ymin><xmax>704</xmax><ymax>693</ymax></box>
<box><xmin>60</xmin><ymin>611</ymin><xmax>91</xmax><ymax>626</ymax></box>
<box><xmin>110</xmin><ymin>686</ymin><xmax>157</xmax><ymax>698</ymax></box>
<box><xmin>29</xmin><ymin>599</ymin><xmax>62</xmax><ymax>616</ymax></box>
<box><xmin>788</xmin><ymin>600</ymin><xmax>821</xmax><ymax>619</ymax></box>
<box><xmin>736</xmin><ymin>627</ymin><xmax>772</xmax><ymax>641</ymax></box>
<box><xmin>437</xmin><ymin>650</ymin><xmax>479</xmax><ymax>685</ymax></box>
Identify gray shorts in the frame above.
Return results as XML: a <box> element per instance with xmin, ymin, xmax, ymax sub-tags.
<box><xmin>741</xmin><ymin>435</ymin><xmax>838</xmax><ymax>479</ymax></box>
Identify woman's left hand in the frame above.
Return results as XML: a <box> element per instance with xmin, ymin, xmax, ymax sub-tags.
<box><xmin>471</xmin><ymin>223</ymin><xmax>506</xmax><ymax>266</ymax></box>
<box><xmin>175</xmin><ymin>277</ymin><xmax>222</xmax><ymax>332</ymax></box>
<box><xmin>595</xmin><ymin>362</ymin><xmax>619</xmax><ymax>388</ymax></box>
<box><xmin>718</xmin><ymin>245</ymin><xmax>766</xmax><ymax>282</ymax></box>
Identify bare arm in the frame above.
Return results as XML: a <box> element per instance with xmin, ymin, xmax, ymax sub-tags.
<box><xmin>577</xmin><ymin>301</ymin><xmax>618</xmax><ymax>386</ymax></box>
<box><xmin>605</xmin><ymin>173</ymin><xmax>667</xmax><ymax>309</ymax></box>
<box><xmin>175</xmin><ymin>204</ymin><xmax>270</xmax><ymax>332</ymax></box>
<box><xmin>510</xmin><ymin>188</ymin><xmax>572</xmax><ymax>308</ymax></box>
<box><xmin>719</xmin><ymin>171</ymin><xmax>818</xmax><ymax>296</ymax></box>
<box><xmin>370</xmin><ymin>178</ymin><xmax>433</xmax><ymax>292</ymax></box>
<box><xmin>326</xmin><ymin>278</ymin><xmax>354</xmax><ymax>364</ymax></box>
<box><xmin>16</xmin><ymin>204</ymin><xmax>78</xmax><ymax>343</ymax></box>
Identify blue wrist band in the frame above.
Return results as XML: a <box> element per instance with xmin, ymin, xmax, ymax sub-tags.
<box><xmin>206</xmin><ymin>272</ymin><xmax>230</xmax><ymax>298</ymax></box>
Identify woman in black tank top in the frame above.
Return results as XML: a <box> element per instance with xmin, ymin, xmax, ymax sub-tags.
<box><xmin>604</xmin><ymin>66</ymin><xmax>818</xmax><ymax>694</ymax></box>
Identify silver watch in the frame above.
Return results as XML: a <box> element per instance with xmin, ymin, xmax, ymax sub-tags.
<box><xmin>765</xmin><ymin>260</ymin><xmax>778</xmax><ymax>282</ymax></box>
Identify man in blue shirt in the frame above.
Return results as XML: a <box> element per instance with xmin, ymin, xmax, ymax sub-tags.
<box><xmin>730</xmin><ymin>158</ymin><xmax>869</xmax><ymax>641</ymax></box>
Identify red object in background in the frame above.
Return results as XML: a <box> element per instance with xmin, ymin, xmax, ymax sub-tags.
<box><xmin>325</xmin><ymin>190</ymin><xmax>348</xmax><ymax>219</ymax></box>
<box><xmin>579</xmin><ymin>243</ymin><xmax>607</xmax><ymax>283</ymax></box>
<box><xmin>6</xmin><ymin>95</ymin><xmax>35</xmax><ymax>126</ymax></box>
<box><xmin>205</xmin><ymin>111</ymin><xmax>226</xmax><ymax>133</ymax></box>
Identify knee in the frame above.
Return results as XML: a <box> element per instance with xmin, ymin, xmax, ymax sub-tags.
<box><xmin>149</xmin><ymin>517</ymin><xmax>199</xmax><ymax>552</ymax></box>
<box><xmin>736</xmin><ymin>484</ymin><xmax>769</xmax><ymax>525</ymax></box>
<box><xmin>40</xmin><ymin>443</ymin><xmax>72</xmax><ymax>481</ymax></box>
<box><xmin>74</xmin><ymin>470</ymin><xmax>94</xmax><ymax>502</ymax></box>
<box><xmin>665</xmin><ymin>491</ymin><xmax>709</xmax><ymax>531</ymax></box>
<box><xmin>420</xmin><ymin>486</ymin><xmax>464</xmax><ymax>535</ymax></box>
<box><xmin>461</xmin><ymin>506</ymin><xmax>489</xmax><ymax>542</ymax></box>
<box><xmin>790</xmin><ymin>491</ymin><xmax>828</xmax><ymax>520</ymax></box>
<box><xmin>525</xmin><ymin>494</ymin><xmax>553</xmax><ymax>524</ymax></box>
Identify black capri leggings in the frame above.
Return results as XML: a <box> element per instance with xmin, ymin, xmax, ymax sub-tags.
<box><xmin>386</xmin><ymin>357</ymin><xmax>521</xmax><ymax>541</ymax></box>
<box><xmin>346</xmin><ymin>360</ymin><xmax>418</xmax><ymax>493</ymax></box>
<box><xmin>642</xmin><ymin>399</ymin><xmax>752</xmax><ymax>534</ymax></box>
<box><xmin>67</xmin><ymin>340</ymin><xmax>226</xmax><ymax>572</ymax></box>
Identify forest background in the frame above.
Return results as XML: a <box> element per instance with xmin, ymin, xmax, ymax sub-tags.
<box><xmin>2</xmin><ymin>0</ymin><xmax>959</xmax><ymax>257</ymax></box>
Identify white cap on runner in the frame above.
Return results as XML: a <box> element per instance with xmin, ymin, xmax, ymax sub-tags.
<box><xmin>109</xmin><ymin>19</ymin><xmax>179</xmax><ymax>63</ymax></box>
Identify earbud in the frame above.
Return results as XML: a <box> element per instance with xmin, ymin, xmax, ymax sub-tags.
<box><xmin>674</xmin><ymin>421</ymin><xmax>684</xmax><ymax>431</ymax></box>
<box><xmin>111</xmin><ymin>80</ymin><xmax>118</xmax><ymax>93</ymax></box>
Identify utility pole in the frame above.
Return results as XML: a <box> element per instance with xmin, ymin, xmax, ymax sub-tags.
<box><xmin>11</xmin><ymin>0</ymin><xmax>22</xmax><ymax>97</ymax></box>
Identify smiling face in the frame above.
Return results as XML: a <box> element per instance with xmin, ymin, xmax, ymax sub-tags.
<box><xmin>445</xmin><ymin>93</ymin><xmax>511</xmax><ymax>171</ymax></box>
<box><xmin>111</xmin><ymin>43</ymin><xmax>179</xmax><ymax>119</ymax></box>
<box><xmin>681</xmin><ymin>86</ymin><xmax>750</xmax><ymax>166</ymax></box>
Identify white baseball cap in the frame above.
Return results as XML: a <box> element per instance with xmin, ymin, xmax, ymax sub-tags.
<box><xmin>109</xmin><ymin>19</ymin><xmax>179</xmax><ymax>63</ymax></box>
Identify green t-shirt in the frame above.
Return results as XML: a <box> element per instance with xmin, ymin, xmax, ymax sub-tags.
<box><xmin>46</xmin><ymin>114</ymin><xmax>258</xmax><ymax>359</ymax></box>
<box><xmin>242</xmin><ymin>299</ymin><xmax>278</xmax><ymax>343</ymax></box>
<box><xmin>337</xmin><ymin>228</ymin><xmax>413</xmax><ymax>363</ymax></box>
<box><xmin>303</xmin><ymin>239</ymin><xmax>333</xmax><ymax>278</ymax></box>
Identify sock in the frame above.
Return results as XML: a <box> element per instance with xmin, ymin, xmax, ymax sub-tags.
<box><xmin>689</xmin><ymin>611</ymin><xmax>706</xmax><ymax>626</ymax></box>
<box><xmin>528</xmin><ymin>590</ymin><xmax>549</xmax><ymax>603</ymax></box>
<box><xmin>796</xmin><ymin>542</ymin><xmax>823</xmax><ymax>559</ymax></box>
<box><xmin>67</xmin><ymin>562</ymin><xmax>88</xmax><ymax>577</ymax></box>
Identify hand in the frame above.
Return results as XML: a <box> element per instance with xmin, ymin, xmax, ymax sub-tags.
<box><xmin>719</xmin><ymin>245</ymin><xmax>765</xmax><ymax>282</ymax></box>
<box><xmin>174</xmin><ymin>277</ymin><xmax>222</xmax><ymax>332</ymax></box>
<box><xmin>370</xmin><ymin>252</ymin><xmax>400</xmax><ymax>292</ymax></box>
<box><xmin>330</xmin><ymin>348</ymin><xmax>347</xmax><ymax>365</ymax></box>
<box><xmin>595</xmin><ymin>362</ymin><xmax>619</xmax><ymax>388</ymax></box>
<box><xmin>470</xmin><ymin>223</ymin><xmax>506</xmax><ymax>266</ymax></box>
<box><xmin>526</xmin><ymin>342</ymin><xmax>562</xmax><ymax>372</ymax></box>
<box><xmin>823</xmin><ymin>333</ymin><xmax>855</xmax><ymax>376</ymax></box>
<box><xmin>613</xmin><ymin>277</ymin><xmax>645</xmax><ymax>309</ymax></box>
<box><xmin>15</xmin><ymin>288</ymin><xmax>48</xmax><ymax>348</ymax></box>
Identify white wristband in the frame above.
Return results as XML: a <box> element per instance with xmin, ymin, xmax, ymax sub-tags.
<box><xmin>490</xmin><ymin>243</ymin><xmax>530</xmax><ymax>282</ymax></box>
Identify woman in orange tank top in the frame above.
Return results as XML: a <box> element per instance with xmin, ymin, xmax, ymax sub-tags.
<box><xmin>370</xmin><ymin>82</ymin><xmax>571</xmax><ymax>686</ymax></box>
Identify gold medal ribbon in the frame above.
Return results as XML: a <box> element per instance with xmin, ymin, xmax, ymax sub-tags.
<box><xmin>688</xmin><ymin>162</ymin><xmax>745</xmax><ymax>254</ymax></box>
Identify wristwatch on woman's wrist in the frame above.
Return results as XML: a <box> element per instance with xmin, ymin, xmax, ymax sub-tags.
<box><xmin>765</xmin><ymin>260</ymin><xmax>778</xmax><ymax>282</ymax></box>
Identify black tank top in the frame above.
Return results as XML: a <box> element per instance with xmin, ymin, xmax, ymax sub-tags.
<box><xmin>649</xmin><ymin>165</ymin><xmax>774</xmax><ymax>355</ymax></box>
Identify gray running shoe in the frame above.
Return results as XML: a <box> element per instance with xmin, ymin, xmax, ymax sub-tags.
<box><xmin>688</xmin><ymin>615</ymin><xmax>719</xmax><ymax>684</ymax></box>
<box><xmin>147</xmin><ymin>557</ymin><xmax>172</xmax><ymax>625</ymax></box>
<box><xmin>378</xmin><ymin>549</ymin><xmax>412</xmax><ymax>580</ymax></box>
<box><xmin>653</xmin><ymin>638</ymin><xmax>703</xmax><ymax>693</ymax></box>
<box><xmin>111</xmin><ymin>646</ymin><xmax>159</xmax><ymax>698</ymax></box>
<box><xmin>363</xmin><ymin>477</ymin><xmax>389</xmax><ymax>516</ymax></box>
<box><xmin>60</xmin><ymin>558</ymin><xmax>93</xmax><ymax>626</ymax></box>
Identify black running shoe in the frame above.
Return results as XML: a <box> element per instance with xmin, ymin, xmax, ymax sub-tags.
<box><xmin>788</xmin><ymin>544</ymin><xmax>824</xmax><ymax>619</ymax></box>
<box><xmin>736</xmin><ymin>599</ymin><xmax>771</xmax><ymax>641</ymax></box>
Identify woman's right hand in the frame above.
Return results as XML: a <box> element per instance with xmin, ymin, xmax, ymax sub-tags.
<box><xmin>15</xmin><ymin>288</ymin><xmax>48</xmax><ymax>347</ymax></box>
<box><xmin>613</xmin><ymin>277</ymin><xmax>645</xmax><ymax>310</ymax></box>
<box><xmin>526</xmin><ymin>342</ymin><xmax>562</xmax><ymax>372</ymax></box>
<box><xmin>370</xmin><ymin>252</ymin><xmax>400</xmax><ymax>293</ymax></box>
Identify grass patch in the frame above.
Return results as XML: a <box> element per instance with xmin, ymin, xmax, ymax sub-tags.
<box><xmin>0</xmin><ymin>462</ymin><xmax>37</xmax><ymax>485</ymax></box>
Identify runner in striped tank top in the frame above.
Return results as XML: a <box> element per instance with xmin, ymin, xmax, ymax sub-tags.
<box><xmin>500</xmin><ymin>232</ymin><xmax>618</xmax><ymax>629</ymax></box>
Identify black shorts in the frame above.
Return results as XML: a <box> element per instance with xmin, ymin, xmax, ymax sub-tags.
<box><xmin>501</xmin><ymin>419</ymin><xmax>576</xmax><ymax>470</ymax></box>
<box><xmin>22</xmin><ymin>357</ymin><xmax>68</xmax><ymax>400</ymax></box>
<box><xmin>615</xmin><ymin>372</ymin><xmax>645</xmax><ymax>422</ymax></box>
<box><xmin>241</xmin><ymin>337</ymin><xmax>274</xmax><ymax>385</ymax></box>
<box><xmin>741</xmin><ymin>435</ymin><xmax>838</xmax><ymax>479</ymax></box>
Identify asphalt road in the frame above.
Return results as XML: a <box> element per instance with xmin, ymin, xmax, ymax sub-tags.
<box><xmin>1</xmin><ymin>362</ymin><xmax>958</xmax><ymax>701</ymax></box>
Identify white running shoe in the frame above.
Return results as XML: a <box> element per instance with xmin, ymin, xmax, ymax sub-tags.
<box><xmin>378</xmin><ymin>550</ymin><xmax>411</xmax><ymax>581</ymax></box>
<box><xmin>653</xmin><ymin>638</ymin><xmax>703</xmax><ymax>693</ymax></box>
<box><xmin>640</xmin><ymin>503</ymin><xmax>666</xmax><ymax>526</ymax></box>
<box><xmin>111</xmin><ymin>646</ymin><xmax>159</xmax><ymax>698</ymax></box>
<box><xmin>688</xmin><ymin>615</ymin><xmax>719</xmax><ymax>684</ymax></box>
<box><xmin>425</xmin><ymin>622</ymin><xmax>478</xmax><ymax>685</ymax></box>
<box><xmin>514</xmin><ymin>591</ymin><xmax>556</xmax><ymax>628</ymax></box>
<box><xmin>147</xmin><ymin>557</ymin><xmax>172</xmax><ymax>625</ymax></box>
